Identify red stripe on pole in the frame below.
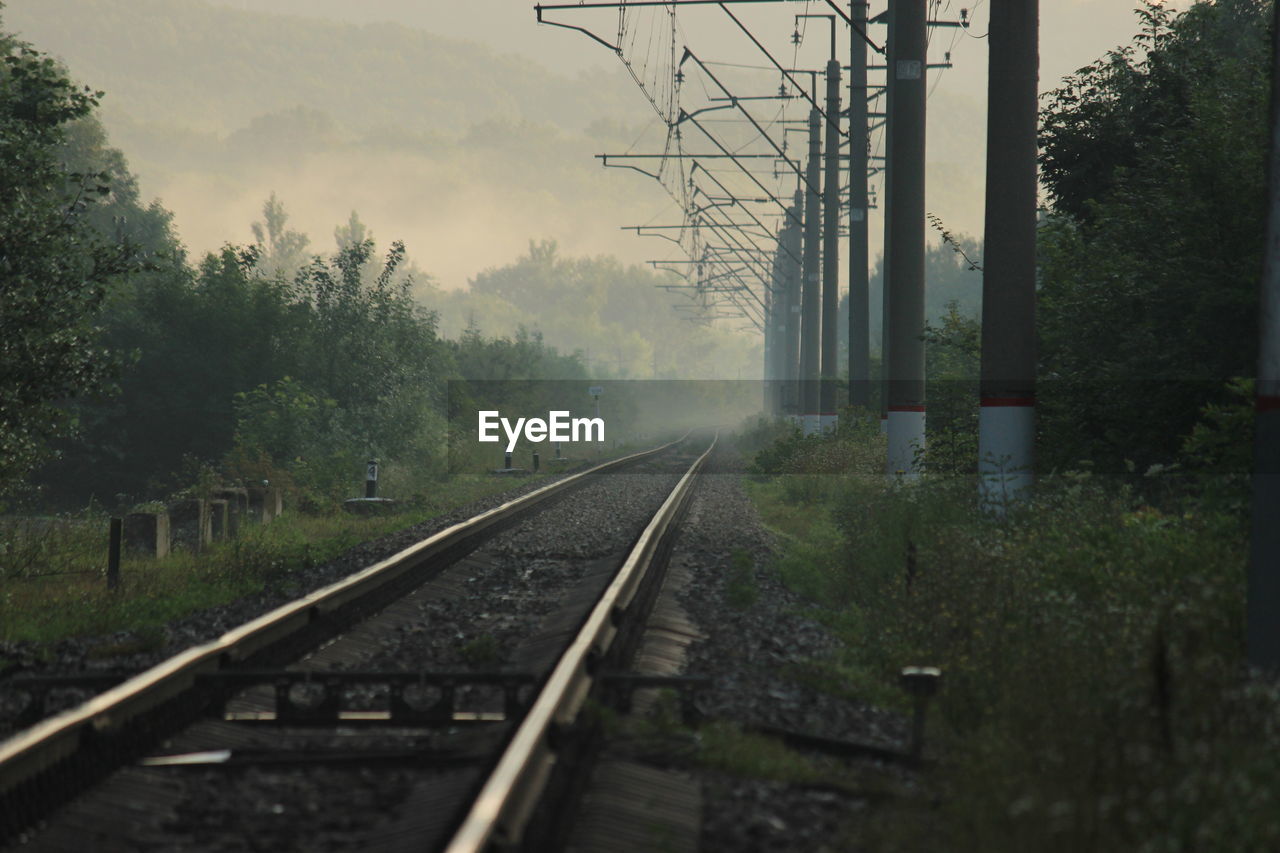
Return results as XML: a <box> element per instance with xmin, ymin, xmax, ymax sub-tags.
<box><xmin>980</xmin><ymin>397</ymin><xmax>1036</xmax><ymax>407</ymax></box>
<box><xmin>888</xmin><ymin>405</ymin><xmax>926</xmax><ymax>413</ymax></box>
<box><xmin>1258</xmin><ymin>395</ymin><xmax>1280</xmax><ymax>413</ymax></box>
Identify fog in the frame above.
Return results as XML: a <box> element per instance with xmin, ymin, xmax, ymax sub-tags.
<box><xmin>3</xmin><ymin>0</ymin><xmax>1187</xmax><ymax>297</ymax></box>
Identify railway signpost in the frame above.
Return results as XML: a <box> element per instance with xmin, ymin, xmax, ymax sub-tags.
<box><xmin>589</xmin><ymin>385</ymin><xmax>603</xmax><ymax>421</ymax></box>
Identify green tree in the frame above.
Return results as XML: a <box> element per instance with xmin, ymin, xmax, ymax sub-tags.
<box><xmin>0</xmin><ymin>20</ymin><xmax>132</xmax><ymax>496</ymax></box>
<box><xmin>289</xmin><ymin>237</ymin><xmax>446</xmax><ymax>460</ymax></box>
<box><xmin>1036</xmin><ymin>0</ymin><xmax>1269</xmax><ymax>472</ymax></box>
<box><xmin>923</xmin><ymin>304</ymin><xmax>981</xmax><ymax>475</ymax></box>
<box><xmin>39</xmin><ymin>245</ymin><xmax>300</xmax><ymax>504</ymax></box>
<box><xmin>59</xmin><ymin>113</ymin><xmax>184</xmax><ymax>262</ymax></box>
<box><xmin>839</xmin><ymin>232</ymin><xmax>984</xmax><ymax>361</ymax></box>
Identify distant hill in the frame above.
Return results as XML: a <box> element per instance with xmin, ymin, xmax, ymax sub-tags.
<box><xmin>1</xmin><ymin>0</ymin><xmax>640</xmax><ymax>135</ymax></box>
<box><xmin>0</xmin><ymin>0</ymin><xmax>989</xmax><ymax>302</ymax></box>
<box><xmin>0</xmin><ymin>0</ymin><xmax>675</xmax><ymax>287</ymax></box>
<box><xmin>202</xmin><ymin>0</ymin><xmax>616</xmax><ymax>79</ymax></box>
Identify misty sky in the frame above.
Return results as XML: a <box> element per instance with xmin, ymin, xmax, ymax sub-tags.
<box><xmin>208</xmin><ymin>0</ymin><xmax>1195</xmax><ymax>284</ymax></box>
<box><xmin>9</xmin><ymin>0</ymin><xmax>1193</xmax><ymax>291</ymax></box>
<box><xmin>212</xmin><ymin>1</ymin><xmax>1187</xmax><ymax>94</ymax></box>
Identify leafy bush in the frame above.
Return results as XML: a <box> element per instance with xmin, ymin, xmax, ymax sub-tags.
<box><xmin>1037</xmin><ymin>0</ymin><xmax>1268</xmax><ymax>473</ymax></box>
<box><xmin>747</xmin><ymin>441</ymin><xmax>1266</xmax><ymax>850</ymax></box>
<box><xmin>747</xmin><ymin>411</ymin><xmax>884</xmax><ymax>477</ymax></box>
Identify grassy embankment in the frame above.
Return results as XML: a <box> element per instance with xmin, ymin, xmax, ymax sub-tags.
<box><xmin>737</xmin><ymin>415</ymin><xmax>1277</xmax><ymax>851</ymax></box>
<box><xmin>0</xmin><ymin>473</ymin><xmax>540</xmax><ymax>652</ymax></box>
<box><xmin>0</xmin><ymin>426</ymin><xmax>681</xmax><ymax>657</ymax></box>
<box><xmin>0</xmin><ymin>429</ymin><xmax>674</xmax><ymax>654</ymax></box>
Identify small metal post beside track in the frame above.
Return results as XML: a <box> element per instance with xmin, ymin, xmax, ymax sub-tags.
<box><xmin>900</xmin><ymin>666</ymin><xmax>941</xmax><ymax>760</ymax></box>
<box><xmin>107</xmin><ymin>517</ymin><xmax>122</xmax><ymax>590</ymax></box>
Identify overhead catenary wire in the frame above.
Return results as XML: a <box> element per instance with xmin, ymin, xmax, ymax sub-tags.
<box><xmin>542</xmin><ymin>0</ymin><xmax>881</xmax><ymax>330</ymax></box>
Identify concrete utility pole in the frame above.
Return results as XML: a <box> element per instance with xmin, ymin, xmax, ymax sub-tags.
<box><xmin>1249</xmin><ymin>0</ymin><xmax>1280</xmax><ymax>670</ymax></box>
<box><xmin>765</xmin><ymin>237</ymin><xmax>780</xmax><ymax>413</ymax></box>
<box><xmin>978</xmin><ymin>0</ymin><xmax>1039</xmax><ymax>509</ymax></box>
<box><xmin>848</xmin><ymin>0</ymin><xmax>871</xmax><ymax>411</ymax></box>
<box><xmin>801</xmin><ymin>106</ymin><xmax>823</xmax><ymax>435</ymax></box>
<box><xmin>821</xmin><ymin>43</ymin><xmax>842</xmax><ymax>431</ymax></box>
<box><xmin>879</xmin><ymin>1</ymin><xmax>896</xmax><ymax>434</ymax></box>
<box><xmin>783</xmin><ymin>194</ymin><xmax>804</xmax><ymax>418</ymax></box>
<box><xmin>886</xmin><ymin>0</ymin><xmax>927</xmax><ymax>476</ymax></box>
<box><xmin>766</xmin><ymin>209</ymin><xmax>796</xmax><ymax>415</ymax></box>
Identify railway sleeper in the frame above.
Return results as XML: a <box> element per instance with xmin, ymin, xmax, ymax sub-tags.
<box><xmin>199</xmin><ymin>669</ymin><xmax>539</xmax><ymax>726</ymax></box>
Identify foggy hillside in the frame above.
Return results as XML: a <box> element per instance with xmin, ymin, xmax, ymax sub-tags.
<box><xmin>1</xmin><ymin>0</ymin><xmax>678</xmax><ymax>287</ymax></box>
<box><xmin>2</xmin><ymin>0</ymin><xmax>991</xmax><ymax>290</ymax></box>
<box><xmin>3</xmin><ymin>0</ymin><xmax>640</xmax><ymax>134</ymax></box>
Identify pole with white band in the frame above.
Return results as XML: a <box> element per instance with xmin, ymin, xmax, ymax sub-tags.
<box><xmin>978</xmin><ymin>0</ymin><xmax>1038</xmax><ymax>509</ymax></box>
<box><xmin>1249</xmin><ymin>0</ymin><xmax>1280</xmax><ymax>670</ymax></box>
<box><xmin>885</xmin><ymin>0</ymin><xmax>927</xmax><ymax>476</ymax></box>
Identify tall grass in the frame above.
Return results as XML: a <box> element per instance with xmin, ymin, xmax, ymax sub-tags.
<box><xmin>742</xmin><ymin>422</ymin><xmax>1275</xmax><ymax>851</ymax></box>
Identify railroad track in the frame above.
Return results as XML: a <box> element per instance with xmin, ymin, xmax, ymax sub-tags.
<box><xmin>1</xmin><ymin>430</ymin><xmax>716</xmax><ymax>851</ymax></box>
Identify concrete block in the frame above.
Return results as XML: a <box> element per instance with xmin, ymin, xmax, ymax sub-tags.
<box><xmin>209</xmin><ymin>499</ymin><xmax>229</xmax><ymax>541</ymax></box>
<box><xmin>213</xmin><ymin>487</ymin><xmax>248</xmax><ymax>537</ymax></box>
<box><xmin>247</xmin><ymin>487</ymin><xmax>284</xmax><ymax>524</ymax></box>
<box><xmin>124</xmin><ymin>512</ymin><xmax>169</xmax><ymax>559</ymax></box>
<box><xmin>168</xmin><ymin>498</ymin><xmax>210</xmax><ymax>553</ymax></box>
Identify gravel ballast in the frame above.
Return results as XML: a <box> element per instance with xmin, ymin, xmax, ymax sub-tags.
<box><xmin>3</xmin><ymin>445</ymin><xmax>710</xmax><ymax>851</ymax></box>
<box><xmin>610</xmin><ymin>441</ymin><xmax>915</xmax><ymax>853</ymax></box>
<box><xmin>0</xmin><ymin>449</ymin><xmax>680</xmax><ymax>738</ymax></box>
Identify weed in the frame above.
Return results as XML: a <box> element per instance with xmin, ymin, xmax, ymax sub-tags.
<box><xmin>459</xmin><ymin>634</ymin><xmax>501</xmax><ymax>667</ymax></box>
<box><xmin>743</xmin><ymin>425</ymin><xmax>1271</xmax><ymax>851</ymax></box>
<box><xmin>724</xmin><ymin>548</ymin><xmax>758</xmax><ymax>609</ymax></box>
<box><xmin>695</xmin><ymin>721</ymin><xmax>826</xmax><ymax>785</ymax></box>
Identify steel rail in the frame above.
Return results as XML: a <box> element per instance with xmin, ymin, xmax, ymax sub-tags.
<box><xmin>445</xmin><ymin>431</ymin><xmax>718</xmax><ymax>853</ymax></box>
<box><xmin>0</xmin><ymin>433</ymin><xmax>693</xmax><ymax>810</ymax></box>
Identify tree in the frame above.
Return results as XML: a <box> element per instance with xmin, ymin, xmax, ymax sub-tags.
<box><xmin>39</xmin><ymin>244</ymin><xmax>300</xmax><ymax>504</ymax></box>
<box><xmin>840</xmin><ymin>232</ymin><xmax>984</xmax><ymax>360</ymax></box>
<box><xmin>0</xmin><ymin>22</ymin><xmax>132</xmax><ymax>497</ymax></box>
<box><xmin>250</xmin><ymin>192</ymin><xmax>310</xmax><ymax>280</ymax></box>
<box><xmin>289</xmin><ymin>237</ymin><xmax>446</xmax><ymax>459</ymax></box>
<box><xmin>333</xmin><ymin>210</ymin><xmax>371</xmax><ymax>253</ymax></box>
<box><xmin>1036</xmin><ymin>0</ymin><xmax>1270</xmax><ymax>471</ymax></box>
<box><xmin>59</xmin><ymin>113</ymin><xmax>185</xmax><ymax>262</ymax></box>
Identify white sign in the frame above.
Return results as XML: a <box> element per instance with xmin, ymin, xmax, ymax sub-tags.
<box><xmin>588</xmin><ymin>386</ymin><xmax>604</xmax><ymax>397</ymax></box>
<box><xmin>366</xmin><ymin>461</ymin><xmax>379</xmax><ymax>481</ymax></box>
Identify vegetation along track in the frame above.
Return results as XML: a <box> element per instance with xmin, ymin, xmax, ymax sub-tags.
<box><xmin>0</xmin><ymin>431</ymin><xmax>715</xmax><ymax>850</ymax></box>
